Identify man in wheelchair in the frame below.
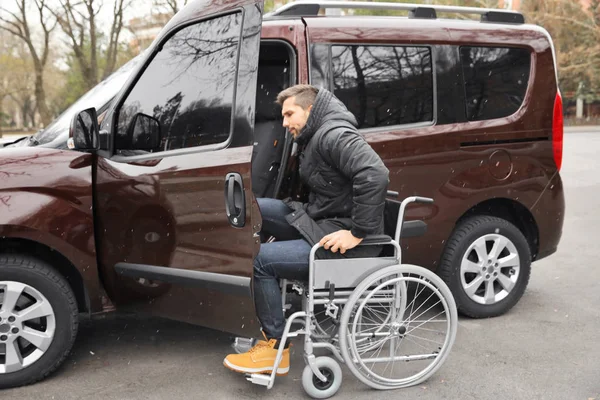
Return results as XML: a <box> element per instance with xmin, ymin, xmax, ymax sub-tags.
<box><xmin>223</xmin><ymin>84</ymin><xmax>390</xmax><ymax>376</ymax></box>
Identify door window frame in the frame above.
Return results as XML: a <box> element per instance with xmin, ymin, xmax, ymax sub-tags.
<box><xmin>257</xmin><ymin>38</ymin><xmax>298</xmax><ymax>198</ymax></box>
<box><xmin>104</xmin><ymin>9</ymin><xmax>247</xmax><ymax>163</ymax></box>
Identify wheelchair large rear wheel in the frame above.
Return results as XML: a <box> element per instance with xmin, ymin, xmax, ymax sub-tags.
<box><xmin>338</xmin><ymin>264</ymin><xmax>457</xmax><ymax>390</ymax></box>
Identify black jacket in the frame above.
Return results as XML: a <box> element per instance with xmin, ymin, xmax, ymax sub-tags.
<box><xmin>283</xmin><ymin>88</ymin><xmax>390</xmax><ymax>258</ymax></box>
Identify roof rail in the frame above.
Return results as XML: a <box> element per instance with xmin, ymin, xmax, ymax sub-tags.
<box><xmin>265</xmin><ymin>1</ymin><xmax>525</xmax><ymax>24</ymax></box>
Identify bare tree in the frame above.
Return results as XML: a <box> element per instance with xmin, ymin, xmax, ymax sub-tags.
<box><xmin>5</xmin><ymin>36</ymin><xmax>41</xmax><ymax>129</ymax></box>
<box><xmin>0</xmin><ymin>0</ymin><xmax>56</xmax><ymax>126</ymax></box>
<box><xmin>0</xmin><ymin>33</ymin><xmax>21</xmax><ymax>131</ymax></box>
<box><xmin>49</xmin><ymin>0</ymin><xmax>132</xmax><ymax>90</ymax></box>
<box><xmin>522</xmin><ymin>0</ymin><xmax>600</xmax><ymax>95</ymax></box>
<box><xmin>105</xmin><ymin>0</ymin><xmax>130</xmax><ymax>79</ymax></box>
<box><xmin>152</xmin><ymin>0</ymin><xmax>188</xmax><ymax>16</ymax></box>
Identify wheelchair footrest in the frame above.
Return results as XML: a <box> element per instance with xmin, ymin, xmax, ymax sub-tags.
<box><xmin>246</xmin><ymin>373</ymin><xmax>272</xmax><ymax>386</ymax></box>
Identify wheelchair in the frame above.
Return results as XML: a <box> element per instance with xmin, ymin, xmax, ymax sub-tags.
<box><xmin>245</xmin><ymin>193</ymin><xmax>458</xmax><ymax>399</ymax></box>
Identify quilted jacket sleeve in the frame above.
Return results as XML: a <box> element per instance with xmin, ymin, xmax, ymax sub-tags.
<box><xmin>320</xmin><ymin>130</ymin><xmax>390</xmax><ymax>238</ymax></box>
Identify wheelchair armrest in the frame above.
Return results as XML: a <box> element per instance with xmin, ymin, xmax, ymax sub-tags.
<box><xmin>400</xmin><ymin>220</ymin><xmax>428</xmax><ymax>238</ymax></box>
<box><xmin>359</xmin><ymin>235</ymin><xmax>393</xmax><ymax>245</ymax></box>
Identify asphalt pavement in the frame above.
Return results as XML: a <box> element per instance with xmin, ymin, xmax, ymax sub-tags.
<box><xmin>3</xmin><ymin>130</ymin><xmax>600</xmax><ymax>400</ymax></box>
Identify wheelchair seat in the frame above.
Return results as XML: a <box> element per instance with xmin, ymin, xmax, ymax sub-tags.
<box><xmin>311</xmin><ymin>234</ymin><xmax>398</xmax><ymax>290</ymax></box>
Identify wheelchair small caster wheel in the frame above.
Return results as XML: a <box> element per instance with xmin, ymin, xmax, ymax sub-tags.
<box><xmin>302</xmin><ymin>357</ymin><xmax>342</xmax><ymax>399</ymax></box>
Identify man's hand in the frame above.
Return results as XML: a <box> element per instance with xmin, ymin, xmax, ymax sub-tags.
<box><xmin>319</xmin><ymin>230</ymin><xmax>363</xmax><ymax>254</ymax></box>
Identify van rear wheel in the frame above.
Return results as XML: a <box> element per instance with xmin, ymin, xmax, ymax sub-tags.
<box><xmin>439</xmin><ymin>216</ymin><xmax>531</xmax><ymax>318</ymax></box>
<box><xmin>0</xmin><ymin>255</ymin><xmax>78</xmax><ymax>389</ymax></box>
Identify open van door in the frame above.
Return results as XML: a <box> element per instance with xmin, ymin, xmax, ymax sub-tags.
<box><xmin>90</xmin><ymin>0</ymin><xmax>264</xmax><ymax>337</ymax></box>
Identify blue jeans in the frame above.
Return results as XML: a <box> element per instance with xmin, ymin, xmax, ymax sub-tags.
<box><xmin>254</xmin><ymin>198</ymin><xmax>312</xmax><ymax>340</ymax></box>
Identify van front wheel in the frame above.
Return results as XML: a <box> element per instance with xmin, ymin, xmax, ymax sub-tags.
<box><xmin>0</xmin><ymin>255</ymin><xmax>78</xmax><ymax>389</ymax></box>
<box><xmin>439</xmin><ymin>216</ymin><xmax>532</xmax><ymax>318</ymax></box>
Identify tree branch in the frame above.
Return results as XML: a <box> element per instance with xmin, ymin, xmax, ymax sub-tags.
<box><xmin>104</xmin><ymin>0</ymin><xmax>127</xmax><ymax>78</ymax></box>
<box><xmin>538</xmin><ymin>12</ymin><xmax>598</xmax><ymax>34</ymax></box>
<box><xmin>48</xmin><ymin>0</ymin><xmax>85</xmax><ymax>61</ymax></box>
<box><xmin>560</xmin><ymin>61</ymin><xmax>600</xmax><ymax>71</ymax></box>
<box><xmin>0</xmin><ymin>16</ymin><xmax>25</xmax><ymax>40</ymax></box>
<box><xmin>0</xmin><ymin>6</ymin><xmax>24</xmax><ymax>25</ymax></box>
<box><xmin>34</xmin><ymin>0</ymin><xmax>55</xmax><ymax>68</ymax></box>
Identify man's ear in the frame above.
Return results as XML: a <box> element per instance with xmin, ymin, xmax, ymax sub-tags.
<box><xmin>308</xmin><ymin>105</ymin><xmax>313</xmax><ymax>112</ymax></box>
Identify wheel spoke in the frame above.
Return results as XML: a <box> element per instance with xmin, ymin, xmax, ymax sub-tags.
<box><xmin>405</xmin><ymin>294</ymin><xmax>441</xmax><ymax>327</ymax></box>
<box><xmin>18</xmin><ymin>300</ymin><xmax>53</xmax><ymax>322</ymax></box>
<box><xmin>484</xmin><ymin>280</ymin><xmax>495</xmax><ymax>304</ymax></box>
<box><xmin>464</xmin><ymin>275</ymin><xmax>484</xmax><ymax>297</ymax></box>
<box><xmin>462</xmin><ymin>260</ymin><xmax>481</xmax><ymax>274</ymax></box>
<box><xmin>408</xmin><ymin>325</ymin><xmax>446</xmax><ymax>334</ymax></box>
<box><xmin>498</xmin><ymin>253</ymin><xmax>519</xmax><ymax>269</ymax></box>
<box><xmin>20</xmin><ymin>327</ymin><xmax>53</xmax><ymax>351</ymax></box>
<box><xmin>406</xmin><ymin>309</ymin><xmax>446</xmax><ymax>336</ymax></box>
<box><xmin>489</xmin><ymin>236</ymin><xmax>508</xmax><ymax>261</ymax></box>
<box><xmin>368</xmin><ymin>334</ymin><xmax>390</xmax><ymax>371</ymax></box>
<box><xmin>472</xmin><ymin>237</ymin><xmax>488</xmax><ymax>263</ymax></box>
<box><xmin>403</xmin><ymin>333</ymin><xmax>435</xmax><ymax>352</ymax></box>
<box><xmin>497</xmin><ymin>273</ymin><xmax>515</xmax><ymax>293</ymax></box>
<box><xmin>1</xmin><ymin>282</ymin><xmax>25</xmax><ymax>314</ymax></box>
<box><xmin>405</xmin><ymin>331</ymin><xmax>444</xmax><ymax>347</ymax></box>
<box><xmin>4</xmin><ymin>339</ymin><xmax>24</xmax><ymax>373</ymax></box>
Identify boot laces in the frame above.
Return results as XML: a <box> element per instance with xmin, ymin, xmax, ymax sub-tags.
<box><xmin>249</xmin><ymin>340</ymin><xmax>273</xmax><ymax>354</ymax></box>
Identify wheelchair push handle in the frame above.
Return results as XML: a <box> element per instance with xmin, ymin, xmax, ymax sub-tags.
<box><xmin>386</xmin><ymin>191</ymin><xmax>433</xmax><ymax>205</ymax></box>
<box><xmin>393</xmin><ymin>195</ymin><xmax>434</xmax><ymax>244</ymax></box>
<box><xmin>413</xmin><ymin>196</ymin><xmax>434</xmax><ymax>204</ymax></box>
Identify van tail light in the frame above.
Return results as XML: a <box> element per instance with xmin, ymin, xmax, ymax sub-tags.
<box><xmin>552</xmin><ymin>91</ymin><xmax>564</xmax><ymax>171</ymax></box>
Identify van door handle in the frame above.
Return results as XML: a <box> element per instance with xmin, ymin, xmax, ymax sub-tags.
<box><xmin>225</xmin><ymin>172</ymin><xmax>246</xmax><ymax>228</ymax></box>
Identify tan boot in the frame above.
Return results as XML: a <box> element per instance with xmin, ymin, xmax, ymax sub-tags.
<box><xmin>223</xmin><ymin>338</ymin><xmax>290</xmax><ymax>376</ymax></box>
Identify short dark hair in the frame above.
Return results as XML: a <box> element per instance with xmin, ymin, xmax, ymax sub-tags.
<box><xmin>276</xmin><ymin>84</ymin><xmax>319</xmax><ymax>109</ymax></box>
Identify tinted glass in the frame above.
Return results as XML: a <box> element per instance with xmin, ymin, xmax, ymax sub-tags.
<box><xmin>312</xmin><ymin>45</ymin><xmax>434</xmax><ymax>129</ymax></box>
<box><xmin>460</xmin><ymin>46</ymin><xmax>531</xmax><ymax>121</ymax></box>
<box><xmin>116</xmin><ymin>12</ymin><xmax>242</xmax><ymax>154</ymax></box>
<box><xmin>434</xmin><ymin>45</ymin><xmax>467</xmax><ymax>125</ymax></box>
<box><xmin>310</xmin><ymin>44</ymin><xmax>330</xmax><ymax>89</ymax></box>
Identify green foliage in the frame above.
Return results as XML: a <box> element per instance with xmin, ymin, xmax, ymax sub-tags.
<box><xmin>56</xmin><ymin>62</ymin><xmax>88</xmax><ymax>114</ymax></box>
<box><xmin>55</xmin><ymin>41</ymin><xmax>136</xmax><ymax>115</ymax></box>
<box><xmin>0</xmin><ymin>112</ymin><xmax>9</xmax><ymax>127</ymax></box>
<box><xmin>264</xmin><ymin>0</ymin><xmax>277</xmax><ymax>12</ymax></box>
<box><xmin>522</xmin><ymin>0</ymin><xmax>600</xmax><ymax>100</ymax></box>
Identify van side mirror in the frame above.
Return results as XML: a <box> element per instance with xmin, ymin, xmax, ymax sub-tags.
<box><xmin>69</xmin><ymin>108</ymin><xmax>99</xmax><ymax>151</ymax></box>
<box><xmin>127</xmin><ymin>113</ymin><xmax>161</xmax><ymax>150</ymax></box>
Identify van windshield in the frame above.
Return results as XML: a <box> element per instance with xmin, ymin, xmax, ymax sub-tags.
<box><xmin>31</xmin><ymin>55</ymin><xmax>142</xmax><ymax>148</ymax></box>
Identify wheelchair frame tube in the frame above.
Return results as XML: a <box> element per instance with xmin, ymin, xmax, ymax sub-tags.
<box><xmin>394</xmin><ymin>196</ymin><xmax>434</xmax><ymax>243</ymax></box>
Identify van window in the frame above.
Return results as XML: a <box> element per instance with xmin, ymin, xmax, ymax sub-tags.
<box><xmin>310</xmin><ymin>44</ymin><xmax>434</xmax><ymax>129</ymax></box>
<box><xmin>460</xmin><ymin>46</ymin><xmax>531</xmax><ymax>121</ymax></box>
<box><xmin>115</xmin><ymin>12</ymin><xmax>242</xmax><ymax>154</ymax></box>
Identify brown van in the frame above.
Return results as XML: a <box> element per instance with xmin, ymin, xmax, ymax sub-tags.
<box><xmin>0</xmin><ymin>0</ymin><xmax>564</xmax><ymax>388</ymax></box>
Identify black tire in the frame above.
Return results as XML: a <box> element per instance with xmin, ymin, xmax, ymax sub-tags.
<box><xmin>0</xmin><ymin>255</ymin><xmax>79</xmax><ymax>389</ymax></box>
<box><xmin>438</xmin><ymin>216</ymin><xmax>531</xmax><ymax>318</ymax></box>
